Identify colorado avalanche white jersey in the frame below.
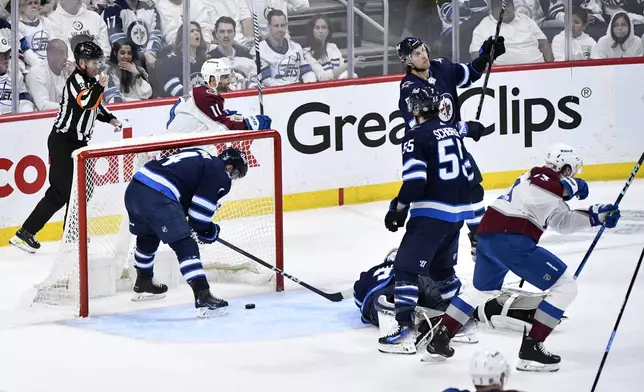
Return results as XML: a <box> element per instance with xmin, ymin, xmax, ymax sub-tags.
<box><xmin>478</xmin><ymin>166</ymin><xmax>591</xmax><ymax>242</ymax></box>
<box><xmin>258</xmin><ymin>38</ymin><xmax>316</xmax><ymax>86</ymax></box>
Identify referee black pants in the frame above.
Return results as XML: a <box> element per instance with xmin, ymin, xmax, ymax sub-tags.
<box><xmin>23</xmin><ymin>132</ymin><xmax>87</xmax><ymax>235</ymax></box>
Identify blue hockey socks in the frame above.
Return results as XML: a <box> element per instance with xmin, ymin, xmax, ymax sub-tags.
<box><xmin>169</xmin><ymin>236</ymin><xmax>209</xmax><ymax>293</ymax></box>
<box><xmin>134</xmin><ymin>235</ymin><xmax>160</xmax><ymax>278</ymax></box>
<box><xmin>393</xmin><ymin>269</ymin><xmax>419</xmax><ymax>326</ymax></box>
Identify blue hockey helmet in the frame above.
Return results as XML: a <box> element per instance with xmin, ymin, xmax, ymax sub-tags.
<box><xmin>407</xmin><ymin>86</ymin><xmax>440</xmax><ymax>117</ymax></box>
<box><xmin>218</xmin><ymin>147</ymin><xmax>249</xmax><ymax>180</ymax></box>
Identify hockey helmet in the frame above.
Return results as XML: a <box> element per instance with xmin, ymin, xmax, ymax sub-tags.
<box><xmin>407</xmin><ymin>86</ymin><xmax>440</xmax><ymax>117</ymax></box>
<box><xmin>0</xmin><ymin>37</ymin><xmax>10</xmax><ymax>55</ymax></box>
<box><xmin>219</xmin><ymin>147</ymin><xmax>249</xmax><ymax>180</ymax></box>
<box><xmin>201</xmin><ymin>58</ymin><xmax>232</xmax><ymax>89</ymax></box>
<box><xmin>396</xmin><ymin>36</ymin><xmax>430</xmax><ymax>65</ymax></box>
<box><xmin>470</xmin><ymin>350</ymin><xmax>510</xmax><ymax>387</ymax></box>
<box><xmin>74</xmin><ymin>40</ymin><xmax>103</xmax><ymax>63</ymax></box>
<box><xmin>545</xmin><ymin>143</ymin><xmax>583</xmax><ymax>177</ymax></box>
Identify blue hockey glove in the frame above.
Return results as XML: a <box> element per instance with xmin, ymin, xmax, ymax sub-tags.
<box><xmin>561</xmin><ymin>177</ymin><xmax>589</xmax><ymax>200</ymax></box>
<box><xmin>385</xmin><ymin>198</ymin><xmax>409</xmax><ymax>232</ymax></box>
<box><xmin>457</xmin><ymin>121</ymin><xmax>491</xmax><ymax>142</ymax></box>
<box><xmin>196</xmin><ymin>223</ymin><xmax>220</xmax><ymax>244</ymax></box>
<box><xmin>478</xmin><ymin>36</ymin><xmax>506</xmax><ymax>60</ymax></box>
<box><xmin>244</xmin><ymin>114</ymin><xmax>272</xmax><ymax>130</ymax></box>
<box><xmin>224</xmin><ymin>109</ymin><xmax>238</xmax><ymax>116</ymax></box>
<box><xmin>589</xmin><ymin>204</ymin><xmax>620</xmax><ymax>228</ymax></box>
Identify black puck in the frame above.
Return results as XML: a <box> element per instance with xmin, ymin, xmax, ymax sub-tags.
<box><xmin>245</xmin><ymin>303</ymin><xmax>256</xmax><ymax>309</ymax></box>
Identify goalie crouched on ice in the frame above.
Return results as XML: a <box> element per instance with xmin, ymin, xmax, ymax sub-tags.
<box><xmin>124</xmin><ymin>146</ymin><xmax>248</xmax><ymax>318</ymax></box>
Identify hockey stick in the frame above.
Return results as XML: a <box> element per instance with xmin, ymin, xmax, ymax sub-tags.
<box><xmin>250</xmin><ymin>1</ymin><xmax>265</xmax><ymax>115</ymax></box>
<box><xmin>573</xmin><ymin>152</ymin><xmax>644</xmax><ymax>279</ymax></box>
<box><xmin>590</xmin><ymin>245</ymin><xmax>644</xmax><ymax>392</ymax></box>
<box><xmin>474</xmin><ymin>0</ymin><xmax>506</xmax><ymax>121</ymax></box>
<box><xmin>518</xmin><ymin>152</ymin><xmax>644</xmax><ymax>288</ymax></box>
<box><xmin>216</xmin><ymin>237</ymin><xmax>352</xmax><ymax>302</ymax></box>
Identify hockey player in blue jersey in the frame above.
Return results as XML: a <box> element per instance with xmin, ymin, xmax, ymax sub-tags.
<box><xmin>380</xmin><ymin>85</ymin><xmax>476</xmax><ymax>354</ymax></box>
<box><xmin>124</xmin><ymin>147</ymin><xmax>248</xmax><ymax>317</ymax></box>
<box><xmin>396</xmin><ymin>36</ymin><xmax>505</xmax><ymax>261</ymax></box>
<box><xmin>443</xmin><ymin>350</ymin><xmax>520</xmax><ymax>392</ymax></box>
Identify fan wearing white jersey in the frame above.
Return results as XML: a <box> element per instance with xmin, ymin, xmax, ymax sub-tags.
<box><xmin>258</xmin><ymin>9</ymin><xmax>316</xmax><ymax>87</ymax></box>
<box><xmin>425</xmin><ymin>144</ymin><xmax>622</xmax><ymax>372</ymax></box>
<box><xmin>166</xmin><ymin>58</ymin><xmax>272</xmax><ymax>134</ymax></box>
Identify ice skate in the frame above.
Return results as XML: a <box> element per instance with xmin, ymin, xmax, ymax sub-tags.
<box><xmin>9</xmin><ymin>228</ymin><xmax>41</xmax><ymax>254</ymax></box>
<box><xmin>422</xmin><ymin>324</ymin><xmax>455</xmax><ymax>362</ymax></box>
<box><xmin>453</xmin><ymin>318</ymin><xmax>479</xmax><ymax>344</ymax></box>
<box><xmin>378</xmin><ymin>324</ymin><xmax>416</xmax><ymax>354</ymax></box>
<box><xmin>414</xmin><ymin>315</ymin><xmax>442</xmax><ymax>351</ymax></box>
<box><xmin>131</xmin><ymin>274</ymin><xmax>168</xmax><ymax>301</ymax></box>
<box><xmin>195</xmin><ymin>289</ymin><xmax>229</xmax><ymax>318</ymax></box>
<box><xmin>516</xmin><ymin>327</ymin><xmax>560</xmax><ymax>372</ymax></box>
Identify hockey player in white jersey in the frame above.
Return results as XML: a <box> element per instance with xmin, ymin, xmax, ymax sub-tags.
<box><xmin>443</xmin><ymin>350</ymin><xmax>517</xmax><ymax>392</ymax></box>
<box><xmin>425</xmin><ymin>144</ymin><xmax>621</xmax><ymax>372</ymax></box>
<box><xmin>166</xmin><ymin>58</ymin><xmax>272</xmax><ymax>134</ymax></box>
<box><xmin>258</xmin><ymin>9</ymin><xmax>316</xmax><ymax>87</ymax></box>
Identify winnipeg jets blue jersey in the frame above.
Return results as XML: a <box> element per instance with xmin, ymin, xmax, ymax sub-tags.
<box><xmin>353</xmin><ymin>260</ymin><xmax>394</xmax><ymax>324</ymax></box>
<box><xmin>398</xmin><ymin>119</ymin><xmax>475</xmax><ymax>222</ymax></box>
<box><xmin>399</xmin><ymin>58</ymin><xmax>482</xmax><ymax>130</ymax></box>
<box><xmin>132</xmin><ymin>148</ymin><xmax>231</xmax><ymax>232</ymax></box>
<box><xmin>103</xmin><ymin>0</ymin><xmax>163</xmax><ymax>54</ymax></box>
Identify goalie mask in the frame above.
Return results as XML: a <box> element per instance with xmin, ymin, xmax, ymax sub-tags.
<box><xmin>545</xmin><ymin>143</ymin><xmax>583</xmax><ymax>178</ymax></box>
<box><xmin>201</xmin><ymin>58</ymin><xmax>232</xmax><ymax>91</ymax></box>
<box><xmin>218</xmin><ymin>147</ymin><xmax>248</xmax><ymax>180</ymax></box>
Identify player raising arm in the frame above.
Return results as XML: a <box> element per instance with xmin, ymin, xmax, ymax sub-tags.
<box><xmin>425</xmin><ymin>144</ymin><xmax>621</xmax><ymax>371</ymax></box>
<box><xmin>379</xmin><ymin>86</ymin><xmax>476</xmax><ymax>354</ymax></box>
<box><xmin>166</xmin><ymin>59</ymin><xmax>272</xmax><ymax>134</ymax></box>
<box><xmin>396</xmin><ymin>36</ymin><xmax>505</xmax><ymax>261</ymax></box>
<box><xmin>124</xmin><ymin>147</ymin><xmax>249</xmax><ymax>318</ymax></box>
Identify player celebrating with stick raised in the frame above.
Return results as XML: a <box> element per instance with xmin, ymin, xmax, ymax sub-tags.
<box><xmin>396</xmin><ymin>36</ymin><xmax>505</xmax><ymax>261</ymax></box>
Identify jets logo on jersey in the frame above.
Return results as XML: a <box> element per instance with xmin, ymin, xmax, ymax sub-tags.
<box><xmin>277</xmin><ymin>53</ymin><xmax>301</xmax><ymax>82</ymax></box>
<box><xmin>127</xmin><ymin>21</ymin><xmax>149</xmax><ymax>46</ymax></box>
<box><xmin>29</xmin><ymin>30</ymin><xmax>51</xmax><ymax>58</ymax></box>
<box><xmin>73</xmin><ymin>21</ymin><xmax>84</xmax><ymax>30</ymax></box>
<box><xmin>438</xmin><ymin>93</ymin><xmax>455</xmax><ymax>123</ymax></box>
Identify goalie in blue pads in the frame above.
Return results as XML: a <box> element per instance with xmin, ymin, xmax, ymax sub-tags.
<box><xmin>124</xmin><ymin>147</ymin><xmax>248</xmax><ymax>318</ymax></box>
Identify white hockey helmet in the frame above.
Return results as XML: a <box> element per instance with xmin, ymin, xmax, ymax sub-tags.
<box><xmin>200</xmin><ymin>58</ymin><xmax>231</xmax><ymax>89</ymax></box>
<box><xmin>544</xmin><ymin>143</ymin><xmax>583</xmax><ymax>177</ymax></box>
<box><xmin>470</xmin><ymin>350</ymin><xmax>510</xmax><ymax>387</ymax></box>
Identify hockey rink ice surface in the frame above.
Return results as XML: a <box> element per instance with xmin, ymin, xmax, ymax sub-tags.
<box><xmin>1</xmin><ymin>180</ymin><xmax>643</xmax><ymax>392</ymax></box>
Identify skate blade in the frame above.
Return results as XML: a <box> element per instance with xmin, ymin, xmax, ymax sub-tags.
<box><xmin>196</xmin><ymin>306</ymin><xmax>229</xmax><ymax>318</ymax></box>
<box><xmin>9</xmin><ymin>237</ymin><xmax>37</xmax><ymax>254</ymax></box>
<box><xmin>130</xmin><ymin>292</ymin><xmax>167</xmax><ymax>302</ymax></box>
<box><xmin>420</xmin><ymin>353</ymin><xmax>450</xmax><ymax>363</ymax></box>
<box><xmin>453</xmin><ymin>333</ymin><xmax>479</xmax><ymax>344</ymax></box>
<box><xmin>516</xmin><ymin>359</ymin><xmax>559</xmax><ymax>372</ymax></box>
<box><xmin>378</xmin><ymin>343</ymin><xmax>416</xmax><ymax>355</ymax></box>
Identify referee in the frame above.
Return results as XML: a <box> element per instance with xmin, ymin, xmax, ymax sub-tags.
<box><xmin>10</xmin><ymin>41</ymin><xmax>122</xmax><ymax>253</ymax></box>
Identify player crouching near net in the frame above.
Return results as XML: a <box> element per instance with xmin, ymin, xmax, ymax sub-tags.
<box><xmin>354</xmin><ymin>248</ymin><xmax>557</xmax><ymax>352</ymax></box>
<box><xmin>425</xmin><ymin>144</ymin><xmax>621</xmax><ymax>371</ymax></box>
<box><xmin>166</xmin><ymin>58</ymin><xmax>272</xmax><ymax>134</ymax></box>
<box><xmin>124</xmin><ymin>146</ymin><xmax>249</xmax><ymax>318</ymax></box>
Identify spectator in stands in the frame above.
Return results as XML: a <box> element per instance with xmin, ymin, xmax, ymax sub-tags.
<box><xmin>154</xmin><ymin>0</ymin><xmax>212</xmax><ymax>49</ymax></box>
<box><xmin>47</xmin><ymin>0</ymin><xmax>111</xmax><ymax>60</ymax></box>
<box><xmin>602</xmin><ymin>0</ymin><xmax>644</xmax><ymax>25</ymax></box>
<box><xmin>207</xmin><ymin>16</ymin><xmax>255</xmax><ymax>90</ymax></box>
<box><xmin>303</xmin><ymin>14</ymin><xmax>366</xmax><ymax>81</ymax></box>
<box><xmin>551</xmin><ymin>8</ymin><xmax>597</xmax><ymax>61</ymax></box>
<box><xmin>0</xmin><ymin>17</ymin><xmax>40</xmax><ymax>69</ymax></box>
<box><xmin>202</xmin><ymin>0</ymin><xmax>254</xmax><ymax>51</ymax></box>
<box><xmin>255</xmin><ymin>0</ymin><xmax>310</xmax><ymax>38</ymax></box>
<box><xmin>592</xmin><ymin>12</ymin><xmax>643</xmax><ymax>58</ymax></box>
<box><xmin>25</xmin><ymin>38</ymin><xmax>73</xmax><ymax>110</ymax></box>
<box><xmin>103</xmin><ymin>39</ymin><xmax>152</xmax><ymax>102</ymax></box>
<box><xmin>259</xmin><ymin>9</ymin><xmax>316</xmax><ymax>86</ymax></box>
<box><xmin>19</xmin><ymin>0</ymin><xmax>57</xmax><ymax>64</ymax></box>
<box><xmin>514</xmin><ymin>0</ymin><xmax>546</xmax><ymax>24</ymax></box>
<box><xmin>0</xmin><ymin>38</ymin><xmax>35</xmax><ymax>114</ymax></box>
<box><xmin>154</xmin><ymin>21</ymin><xmax>208</xmax><ymax>97</ymax></box>
<box><xmin>103</xmin><ymin>0</ymin><xmax>164</xmax><ymax>70</ymax></box>
<box><xmin>470</xmin><ymin>0</ymin><xmax>553</xmax><ymax>64</ymax></box>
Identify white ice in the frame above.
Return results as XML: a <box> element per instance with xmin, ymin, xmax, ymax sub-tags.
<box><xmin>1</xmin><ymin>180</ymin><xmax>643</xmax><ymax>392</ymax></box>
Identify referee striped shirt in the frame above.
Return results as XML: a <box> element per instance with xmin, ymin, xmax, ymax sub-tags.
<box><xmin>52</xmin><ymin>69</ymin><xmax>116</xmax><ymax>143</ymax></box>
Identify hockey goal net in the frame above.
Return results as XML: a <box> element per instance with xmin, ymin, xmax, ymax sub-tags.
<box><xmin>31</xmin><ymin>130</ymin><xmax>284</xmax><ymax>317</ymax></box>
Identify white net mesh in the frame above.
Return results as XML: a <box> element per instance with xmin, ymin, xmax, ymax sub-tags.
<box><xmin>31</xmin><ymin>131</ymin><xmax>281</xmax><ymax>316</ymax></box>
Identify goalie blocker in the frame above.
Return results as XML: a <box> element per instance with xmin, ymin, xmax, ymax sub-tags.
<box><xmin>353</xmin><ymin>249</ymin><xmax>551</xmax><ymax>353</ymax></box>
